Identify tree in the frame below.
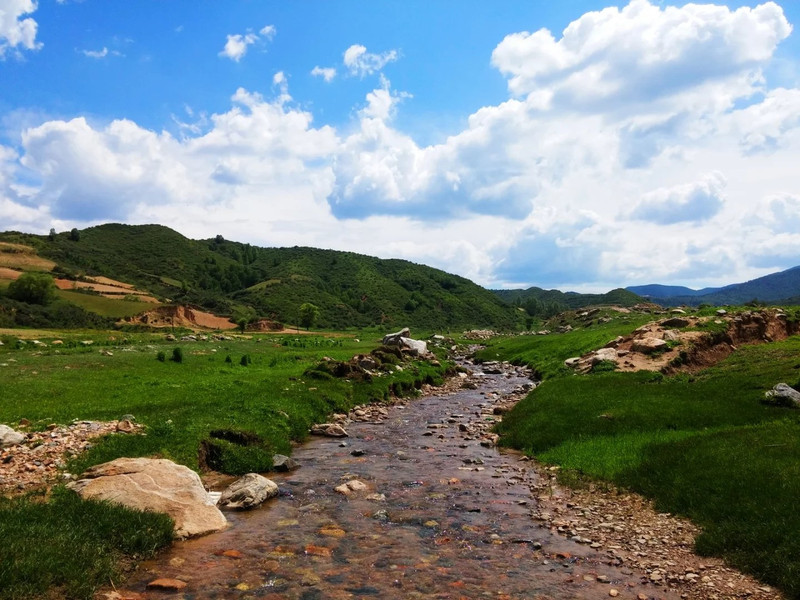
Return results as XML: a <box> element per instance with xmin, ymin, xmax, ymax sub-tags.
<box><xmin>7</xmin><ymin>272</ymin><xmax>57</xmax><ymax>305</ymax></box>
<box><xmin>299</xmin><ymin>302</ymin><xmax>319</xmax><ymax>330</ymax></box>
<box><xmin>69</xmin><ymin>228</ymin><xmax>80</xmax><ymax>242</ymax></box>
<box><xmin>48</xmin><ymin>228</ymin><xmax>56</xmax><ymax>241</ymax></box>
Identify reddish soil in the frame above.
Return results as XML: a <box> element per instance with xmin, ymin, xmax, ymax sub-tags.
<box><xmin>122</xmin><ymin>305</ymin><xmax>237</xmax><ymax>330</ymax></box>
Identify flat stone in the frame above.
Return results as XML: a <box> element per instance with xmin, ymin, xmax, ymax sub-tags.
<box><xmin>146</xmin><ymin>578</ymin><xmax>187</xmax><ymax>591</ymax></box>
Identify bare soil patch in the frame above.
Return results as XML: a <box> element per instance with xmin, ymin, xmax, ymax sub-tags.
<box><xmin>122</xmin><ymin>305</ymin><xmax>237</xmax><ymax>330</ymax></box>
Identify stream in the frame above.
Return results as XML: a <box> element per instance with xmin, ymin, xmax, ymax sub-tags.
<box><xmin>121</xmin><ymin>360</ymin><xmax>678</xmax><ymax>600</ymax></box>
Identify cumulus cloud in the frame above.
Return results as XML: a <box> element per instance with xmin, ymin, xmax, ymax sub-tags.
<box><xmin>343</xmin><ymin>44</ymin><xmax>398</xmax><ymax>77</ymax></box>
<box><xmin>491</xmin><ymin>0</ymin><xmax>790</xmax><ymax>112</ymax></box>
<box><xmin>219</xmin><ymin>25</ymin><xmax>275</xmax><ymax>61</ymax></box>
<box><xmin>0</xmin><ymin>0</ymin><xmax>42</xmax><ymax>58</ymax></box>
<box><xmin>311</xmin><ymin>66</ymin><xmax>336</xmax><ymax>82</ymax></box>
<box><xmin>19</xmin><ymin>87</ymin><xmax>337</xmax><ymax>222</ymax></box>
<box><xmin>629</xmin><ymin>172</ymin><xmax>727</xmax><ymax>224</ymax></box>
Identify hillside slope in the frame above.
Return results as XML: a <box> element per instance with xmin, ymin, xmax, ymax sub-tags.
<box><xmin>0</xmin><ymin>224</ymin><xmax>521</xmax><ymax>330</ymax></box>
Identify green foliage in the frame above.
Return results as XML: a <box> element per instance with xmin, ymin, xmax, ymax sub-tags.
<box><xmin>171</xmin><ymin>347</ymin><xmax>183</xmax><ymax>363</ymax></box>
<box><xmin>240</xmin><ymin>354</ymin><xmax>251</xmax><ymax>366</ymax></box>
<box><xmin>69</xmin><ymin>228</ymin><xmax>81</xmax><ymax>242</ymax></box>
<box><xmin>299</xmin><ymin>302</ymin><xmax>319</xmax><ymax>330</ymax></box>
<box><xmin>156</xmin><ymin>351</ymin><xmax>166</xmax><ymax>362</ymax></box>
<box><xmin>494</xmin><ymin>286</ymin><xmax>644</xmax><ymax>316</ymax></box>
<box><xmin>0</xmin><ymin>487</ymin><xmax>173</xmax><ymax>600</ymax></box>
<box><xmin>0</xmin><ymin>297</ymin><xmax>113</xmax><ymax>329</ymax></box>
<box><xmin>7</xmin><ymin>272</ymin><xmax>56</xmax><ymax>305</ymax></box>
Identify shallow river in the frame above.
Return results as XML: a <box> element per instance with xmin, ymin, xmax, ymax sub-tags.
<box><xmin>123</xmin><ymin>362</ymin><xmax>677</xmax><ymax>600</ymax></box>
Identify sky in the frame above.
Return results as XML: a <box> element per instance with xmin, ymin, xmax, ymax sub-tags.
<box><xmin>2</xmin><ymin>1</ymin><xmax>800</xmax><ymax>293</ymax></box>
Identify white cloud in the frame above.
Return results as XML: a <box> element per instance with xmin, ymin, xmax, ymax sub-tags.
<box><xmin>219</xmin><ymin>25</ymin><xmax>275</xmax><ymax>61</ymax></box>
<box><xmin>343</xmin><ymin>44</ymin><xmax>398</xmax><ymax>77</ymax></box>
<box><xmin>80</xmin><ymin>46</ymin><xmax>107</xmax><ymax>58</ymax></box>
<box><xmin>0</xmin><ymin>0</ymin><xmax>42</xmax><ymax>58</ymax></box>
<box><xmin>491</xmin><ymin>0</ymin><xmax>790</xmax><ymax>112</ymax></box>
<box><xmin>629</xmin><ymin>172</ymin><xmax>727</xmax><ymax>224</ymax></box>
<box><xmin>311</xmin><ymin>66</ymin><xmax>336</xmax><ymax>82</ymax></box>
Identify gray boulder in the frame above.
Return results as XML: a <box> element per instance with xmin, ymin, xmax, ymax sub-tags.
<box><xmin>272</xmin><ymin>454</ymin><xmax>298</xmax><ymax>472</ymax></box>
<box><xmin>764</xmin><ymin>383</ymin><xmax>800</xmax><ymax>408</ymax></box>
<box><xmin>218</xmin><ymin>473</ymin><xmax>278</xmax><ymax>509</ymax></box>
<box><xmin>0</xmin><ymin>424</ymin><xmax>25</xmax><ymax>447</ymax></box>
<box><xmin>68</xmin><ymin>457</ymin><xmax>227</xmax><ymax>539</ymax></box>
<box><xmin>382</xmin><ymin>328</ymin><xmax>411</xmax><ymax>346</ymax></box>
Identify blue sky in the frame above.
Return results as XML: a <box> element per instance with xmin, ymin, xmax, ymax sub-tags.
<box><xmin>2</xmin><ymin>1</ymin><xmax>800</xmax><ymax>292</ymax></box>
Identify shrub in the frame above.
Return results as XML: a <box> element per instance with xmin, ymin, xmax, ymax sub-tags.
<box><xmin>7</xmin><ymin>272</ymin><xmax>57</xmax><ymax>305</ymax></box>
<box><xmin>240</xmin><ymin>354</ymin><xmax>251</xmax><ymax>366</ymax></box>
<box><xmin>156</xmin><ymin>351</ymin><xmax>166</xmax><ymax>362</ymax></box>
<box><xmin>171</xmin><ymin>347</ymin><xmax>183</xmax><ymax>363</ymax></box>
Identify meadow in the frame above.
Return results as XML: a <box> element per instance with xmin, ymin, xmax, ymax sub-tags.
<box><xmin>482</xmin><ymin>318</ymin><xmax>800</xmax><ymax>598</ymax></box>
<box><xmin>0</xmin><ymin>330</ymin><xmax>449</xmax><ymax>599</ymax></box>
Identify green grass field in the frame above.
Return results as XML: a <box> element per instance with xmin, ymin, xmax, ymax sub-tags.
<box><xmin>485</xmin><ymin>325</ymin><xmax>800</xmax><ymax>598</ymax></box>
<box><xmin>55</xmin><ymin>289</ymin><xmax>158</xmax><ymax>318</ymax></box>
<box><xmin>0</xmin><ymin>331</ymin><xmax>449</xmax><ymax>599</ymax></box>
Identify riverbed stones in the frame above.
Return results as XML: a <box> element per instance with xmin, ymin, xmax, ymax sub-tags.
<box><xmin>334</xmin><ymin>479</ymin><xmax>368</xmax><ymax>496</ymax></box>
<box><xmin>68</xmin><ymin>457</ymin><xmax>227</xmax><ymax>538</ymax></box>
<box><xmin>272</xmin><ymin>454</ymin><xmax>298</xmax><ymax>472</ymax></box>
<box><xmin>218</xmin><ymin>473</ymin><xmax>279</xmax><ymax>509</ymax></box>
<box><xmin>0</xmin><ymin>424</ymin><xmax>25</xmax><ymax>447</ymax></box>
<box><xmin>310</xmin><ymin>423</ymin><xmax>348</xmax><ymax>437</ymax></box>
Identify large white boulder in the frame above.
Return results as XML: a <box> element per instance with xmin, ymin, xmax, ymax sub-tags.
<box><xmin>68</xmin><ymin>457</ymin><xmax>227</xmax><ymax>539</ymax></box>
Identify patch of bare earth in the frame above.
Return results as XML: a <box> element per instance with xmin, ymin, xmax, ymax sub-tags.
<box><xmin>569</xmin><ymin>309</ymin><xmax>799</xmax><ymax>374</ymax></box>
<box><xmin>0</xmin><ymin>420</ymin><xmax>140</xmax><ymax>496</ymax></box>
<box><xmin>121</xmin><ymin>305</ymin><xmax>236</xmax><ymax>330</ymax></box>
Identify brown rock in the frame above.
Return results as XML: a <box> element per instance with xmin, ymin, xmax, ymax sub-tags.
<box><xmin>146</xmin><ymin>578</ymin><xmax>187</xmax><ymax>591</ymax></box>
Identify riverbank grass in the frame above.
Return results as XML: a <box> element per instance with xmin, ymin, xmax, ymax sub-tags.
<box><xmin>488</xmin><ymin>328</ymin><xmax>800</xmax><ymax>598</ymax></box>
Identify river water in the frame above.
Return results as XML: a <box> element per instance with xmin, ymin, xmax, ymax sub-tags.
<box><xmin>122</xmin><ymin>361</ymin><xmax>678</xmax><ymax>600</ymax></box>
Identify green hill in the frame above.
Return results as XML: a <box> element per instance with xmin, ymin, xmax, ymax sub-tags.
<box><xmin>0</xmin><ymin>224</ymin><xmax>521</xmax><ymax>331</ymax></box>
<box><xmin>493</xmin><ymin>286</ymin><xmax>643</xmax><ymax>318</ymax></box>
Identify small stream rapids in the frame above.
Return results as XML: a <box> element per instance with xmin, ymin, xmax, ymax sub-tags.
<box><xmin>120</xmin><ymin>359</ymin><xmax>678</xmax><ymax>600</ymax></box>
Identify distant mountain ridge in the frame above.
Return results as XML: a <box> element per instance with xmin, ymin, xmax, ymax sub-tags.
<box><xmin>627</xmin><ymin>265</ymin><xmax>800</xmax><ymax>306</ymax></box>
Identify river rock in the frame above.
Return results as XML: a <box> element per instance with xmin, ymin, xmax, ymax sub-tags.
<box><xmin>311</xmin><ymin>423</ymin><xmax>349</xmax><ymax>437</ymax></box>
<box><xmin>334</xmin><ymin>480</ymin><xmax>368</xmax><ymax>496</ymax></box>
<box><xmin>0</xmin><ymin>424</ymin><xmax>25</xmax><ymax>447</ymax></box>
<box><xmin>272</xmin><ymin>454</ymin><xmax>298</xmax><ymax>472</ymax></box>
<box><xmin>763</xmin><ymin>383</ymin><xmax>800</xmax><ymax>408</ymax></box>
<box><xmin>68</xmin><ymin>457</ymin><xmax>227</xmax><ymax>539</ymax></box>
<box><xmin>218</xmin><ymin>473</ymin><xmax>279</xmax><ymax>509</ymax></box>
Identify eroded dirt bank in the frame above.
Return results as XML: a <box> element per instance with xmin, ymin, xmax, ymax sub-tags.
<box><xmin>105</xmin><ymin>359</ymin><xmax>781</xmax><ymax>600</ymax></box>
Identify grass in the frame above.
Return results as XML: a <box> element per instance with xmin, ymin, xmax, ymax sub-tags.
<box><xmin>0</xmin><ymin>487</ymin><xmax>174</xmax><ymax>600</ymax></box>
<box><xmin>55</xmin><ymin>289</ymin><xmax>159</xmax><ymax>318</ymax></box>
<box><xmin>487</xmin><ymin>326</ymin><xmax>800</xmax><ymax>599</ymax></box>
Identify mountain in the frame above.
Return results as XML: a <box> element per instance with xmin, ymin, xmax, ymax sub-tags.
<box><xmin>0</xmin><ymin>224</ymin><xmax>521</xmax><ymax>331</ymax></box>
<box><xmin>626</xmin><ymin>284</ymin><xmax>722</xmax><ymax>298</ymax></box>
<box><xmin>493</xmin><ymin>286</ymin><xmax>644</xmax><ymax>318</ymax></box>
<box><xmin>626</xmin><ymin>265</ymin><xmax>800</xmax><ymax>306</ymax></box>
